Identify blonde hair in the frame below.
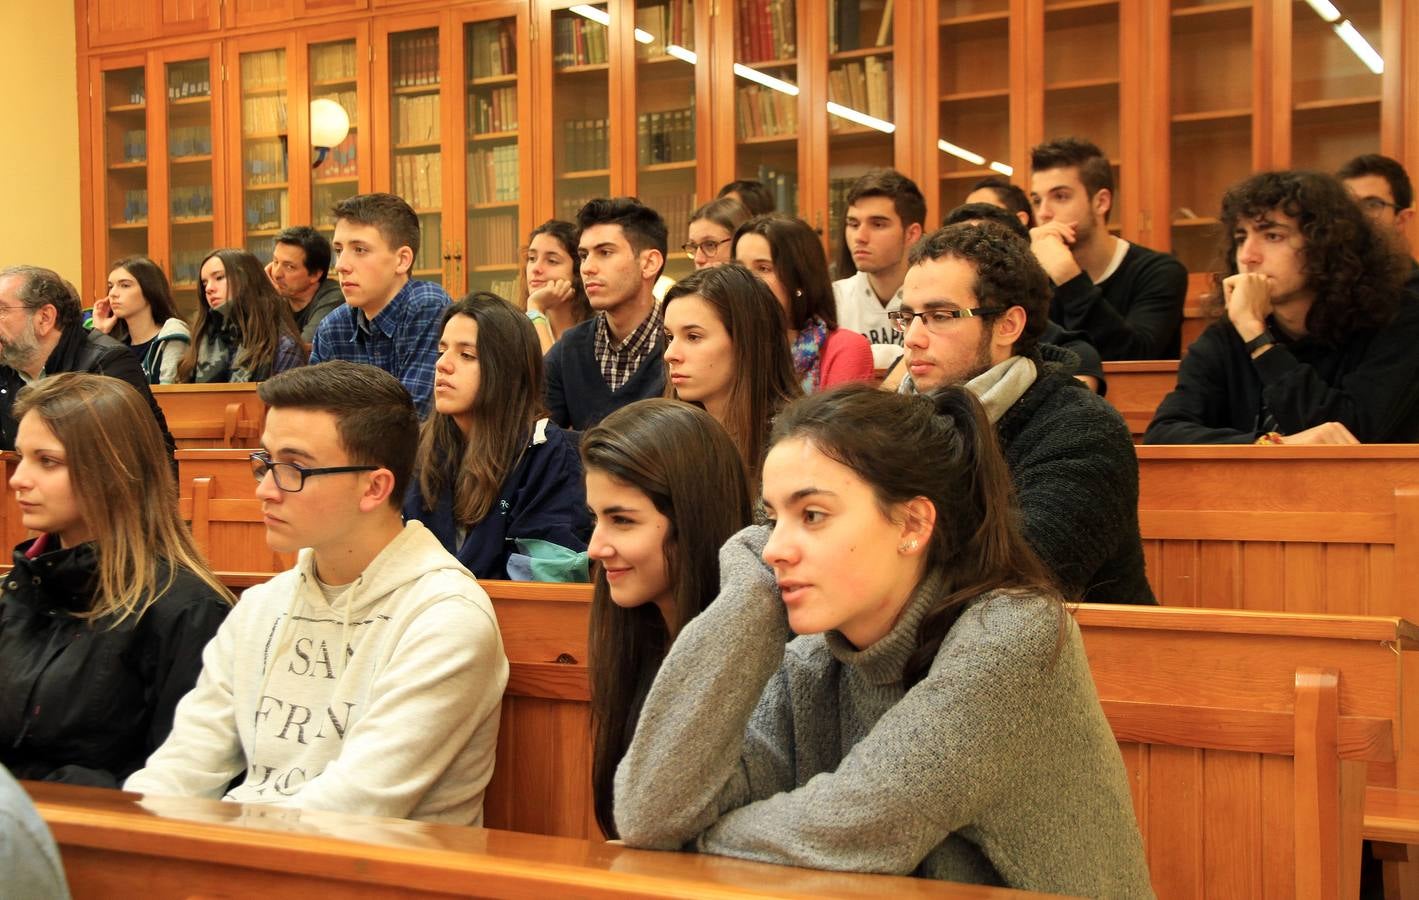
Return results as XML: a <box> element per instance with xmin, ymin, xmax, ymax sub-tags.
<box><xmin>12</xmin><ymin>373</ymin><xmax>234</xmax><ymax>624</ymax></box>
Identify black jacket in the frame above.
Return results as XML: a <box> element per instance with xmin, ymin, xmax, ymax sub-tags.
<box><xmin>0</xmin><ymin>325</ymin><xmax>177</xmax><ymax>457</ymax></box>
<box><xmin>1051</xmin><ymin>241</ymin><xmax>1189</xmax><ymax>360</ymax></box>
<box><xmin>1144</xmin><ymin>294</ymin><xmax>1419</xmax><ymax>444</ymax></box>
<box><xmin>998</xmin><ymin>346</ymin><xmax>1156</xmax><ymax>604</ymax></box>
<box><xmin>0</xmin><ymin>536</ymin><xmax>229</xmax><ymax>786</ymax></box>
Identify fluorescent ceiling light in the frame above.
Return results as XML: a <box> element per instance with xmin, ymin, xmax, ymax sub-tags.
<box><xmin>569</xmin><ymin>5</ymin><xmax>610</xmax><ymax>26</ymax></box>
<box><xmin>665</xmin><ymin>44</ymin><xmax>698</xmax><ymax>65</ymax></box>
<box><xmin>634</xmin><ymin>28</ymin><xmax>654</xmax><ymax>44</ymax></box>
<box><xmin>1303</xmin><ymin>0</ymin><xmax>1342</xmax><ymax>22</ymax></box>
<box><xmin>938</xmin><ymin>139</ymin><xmax>984</xmax><ymax>165</ymax></box>
<box><xmin>827</xmin><ymin>102</ymin><xmax>894</xmax><ymax>134</ymax></box>
<box><xmin>733</xmin><ymin>63</ymin><xmax>799</xmax><ymax>96</ymax></box>
<box><xmin>989</xmin><ymin>160</ymin><xmax>1014</xmax><ymax>177</ymax></box>
<box><xmin>1334</xmin><ymin>20</ymin><xmax>1384</xmax><ymax>74</ymax></box>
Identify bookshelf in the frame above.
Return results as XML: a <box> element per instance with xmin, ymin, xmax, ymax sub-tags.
<box><xmin>731</xmin><ymin>0</ymin><xmax>801</xmax><ymax>216</ymax></box>
<box><xmin>936</xmin><ymin>0</ymin><xmax>1014</xmax><ymax>221</ymax></box>
<box><xmin>161</xmin><ymin>50</ymin><xmax>221</xmax><ymax>315</ymax></box>
<box><xmin>228</xmin><ymin>39</ymin><xmax>292</xmax><ymax>265</ymax></box>
<box><xmin>309</xmin><ymin>37</ymin><xmax>363</xmax><ymax>231</ymax></box>
<box><xmin>551</xmin><ymin>5</ymin><xmax>613</xmax><ymax>223</ymax></box>
<box><xmin>102</xmin><ymin>64</ymin><xmax>150</xmax><ymax>275</ymax></box>
<box><xmin>463</xmin><ymin>13</ymin><xmax>523</xmax><ymax>299</ymax></box>
<box><xmin>634</xmin><ymin>0</ymin><xmax>698</xmax><ymax>282</ymax></box>
<box><xmin>1288</xmin><ymin>0</ymin><xmax>1383</xmax><ymax>172</ymax></box>
<box><xmin>386</xmin><ymin>25</ymin><xmax>446</xmax><ymax>289</ymax></box>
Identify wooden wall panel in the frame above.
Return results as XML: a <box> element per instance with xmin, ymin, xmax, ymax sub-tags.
<box><xmin>227</xmin><ymin>0</ymin><xmax>295</xmax><ymax>28</ymax></box>
<box><xmin>87</xmin><ymin>0</ymin><xmax>151</xmax><ymax>47</ymax></box>
<box><xmin>159</xmin><ymin>0</ymin><xmax>220</xmax><ymax>37</ymax></box>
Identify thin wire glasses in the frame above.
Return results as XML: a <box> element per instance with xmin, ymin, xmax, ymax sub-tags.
<box><xmin>886</xmin><ymin>306</ymin><xmax>1008</xmax><ymax>334</ymax></box>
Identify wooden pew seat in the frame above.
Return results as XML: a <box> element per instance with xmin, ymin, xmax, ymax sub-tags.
<box><xmin>152</xmin><ymin>383</ymin><xmax>266</xmax><ymax>449</ymax></box>
<box><xmin>26</xmin><ymin>781</ymin><xmax>1038</xmax><ymax>900</ymax></box>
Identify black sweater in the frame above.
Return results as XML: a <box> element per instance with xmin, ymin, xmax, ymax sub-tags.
<box><xmin>1051</xmin><ymin>241</ymin><xmax>1189</xmax><ymax>360</ymax></box>
<box><xmin>544</xmin><ymin>317</ymin><xmax>666</xmax><ymax>432</ymax></box>
<box><xmin>1144</xmin><ymin>295</ymin><xmax>1419</xmax><ymax>444</ymax></box>
<box><xmin>998</xmin><ymin>347</ymin><xmax>1155</xmax><ymax>604</ymax></box>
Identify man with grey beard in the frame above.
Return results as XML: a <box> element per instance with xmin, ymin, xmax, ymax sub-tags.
<box><xmin>0</xmin><ymin>266</ymin><xmax>174</xmax><ymax>456</ymax></box>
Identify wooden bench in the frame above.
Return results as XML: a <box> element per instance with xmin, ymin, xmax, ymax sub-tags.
<box><xmin>175</xmin><ymin>448</ymin><xmax>295</xmax><ymax>580</ymax></box>
<box><xmin>25</xmin><ymin>782</ymin><xmax>1011</xmax><ymax>900</ymax></box>
<box><xmin>151</xmin><ymin>383</ymin><xmax>266</xmax><ymax>449</ymax></box>
<box><xmin>479</xmin><ymin>582</ymin><xmax>1413</xmax><ymax>898</ymax></box>
<box><xmin>1102</xmin><ymin>360</ymin><xmax>1178</xmax><ymax>441</ymax></box>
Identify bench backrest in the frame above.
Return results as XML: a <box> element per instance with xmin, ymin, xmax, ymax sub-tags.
<box><xmin>152</xmin><ymin>383</ymin><xmax>266</xmax><ymax>449</ymax></box>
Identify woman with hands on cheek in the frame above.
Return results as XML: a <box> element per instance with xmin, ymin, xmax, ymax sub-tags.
<box><xmin>613</xmin><ymin>383</ymin><xmax>1152</xmax><ymax>897</ymax></box>
<box><xmin>1147</xmin><ymin>170</ymin><xmax>1419</xmax><ymax>445</ymax></box>
<box><xmin>521</xmin><ymin>220</ymin><xmax>591</xmax><ymax>354</ymax></box>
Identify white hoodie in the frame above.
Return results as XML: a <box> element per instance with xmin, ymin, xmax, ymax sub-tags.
<box><xmin>126</xmin><ymin>521</ymin><xmax>508</xmax><ymax>825</ymax></box>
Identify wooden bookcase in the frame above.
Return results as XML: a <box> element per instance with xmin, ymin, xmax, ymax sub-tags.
<box><xmin>76</xmin><ymin>0</ymin><xmax>1419</xmax><ymax>306</ymax></box>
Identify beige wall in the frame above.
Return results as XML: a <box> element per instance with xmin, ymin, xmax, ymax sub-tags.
<box><xmin>0</xmin><ymin>2</ymin><xmax>82</xmax><ymax>280</ymax></box>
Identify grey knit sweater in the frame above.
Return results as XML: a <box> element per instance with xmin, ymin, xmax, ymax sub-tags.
<box><xmin>615</xmin><ymin>525</ymin><xmax>1154</xmax><ymax>898</ymax></box>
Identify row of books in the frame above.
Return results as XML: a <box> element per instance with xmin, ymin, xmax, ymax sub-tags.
<box><xmin>245</xmin><ymin>143</ymin><xmax>289</xmax><ymax>186</ymax></box>
<box><xmin>413</xmin><ymin>214</ymin><xmax>443</xmax><ymax>274</ymax></box>
<box><xmin>561</xmin><ymin>117</ymin><xmax>610</xmax><ymax>171</ymax></box>
<box><xmin>118</xmin><ymin>189</ymin><xmax>147</xmax><ymax>225</ymax></box>
<box><xmin>244</xmin><ymin>190</ymin><xmax>290</xmax><ymax>232</ymax></box>
<box><xmin>172</xmin><ymin>249</ymin><xmax>210</xmax><ymax>287</ymax></box>
<box><xmin>240</xmin><ymin>51</ymin><xmax>286</xmax><ymax>91</ymax></box>
<box><xmin>469</xmin><ymin>87</ymin><xmax>517</xmax><ymax>134</ymax></box>
<box><xmin>483</xmin><ymin>276</ymin><xmax>518</xmax><ymax>300</ymax></box>
<box><xmin>828</xmin><ymin>0</ymin><xmax>894</xmax><ymax>54</ymax></box>
<box><xmin>635</xmin><ymin>0</ymin><xmax>693</xmax><ymax>58</ymax></box>
<box><xmin>119</xmin><ymin>129</ymin><xmax>147</xmax><ymax>164</ymax></box>
<box><xmin>395</xmin><ymin>151</ymin><xmax>444</xmax><ymax>211</ymax></box>
<box><xmin>396</xmin><ymin>94</ymin><xmax>441</xmax><ymax>144</ymax></box>
<box><xmin>737</xmin><ymin>0</ymin><xmax>796</xmax><ymax>63</ymax></box>
<box><xmin>314</xmin><ymin>91</ymin><xmax>358</xmax><ymax>127</ymax></box>
<box><xmin>314</xmin><ymin>183</ymin><xmax>358</xmax><ymax>228</ymax></box>
<box><xmin>556</xmin><ymin>190</ymin><xmax>599</xmax><ymax>222</ymax></box>
<box><xmin>119</xmin><ymin>76</ymin><xmax>144</xmax><ymax>106</ymax></box>
<box><xmin>247</xmin><ymin>237</ymin><xmax>279</xmax><ymax>267</ymax></box>
<box><xmin>553</xmin><ymin>16</ymin><xmax>609</xmax><ymax>69</ymax></box>
<box><xmin>638</xmin><ymin>190</ymin><xmax>694</xmax><ymax>246</ymax></box>
<box><xmin>754</xmin><ymin>164</ymin><xmax>798</xmax><ymax>214</ymax></box>
<box><xmin>311</xmin><ymin>42</ymin><xmax>359</xmax><ymax>84</ymax></box>
<box><xmin>468</xmin><ymin>20</ymin><xmax>516</xmax><ymax>79</ymax></box>
<box><xmin>171</xmin><ymin>184</ymin><xmax>215</xmax><ymax>219</ymax></box>
<box><xmin>171</xmin><ymin>125</ymin><xmax>212</xmax><ymax>158</ymax></box>
<box><xmin>638</xmin><ymin>107</ymin><xmax>695</xmax><ymax>166</ymax></box>
<box><xmin>737</xmin><ymin>83</ymin><xmax>797</xmax><ymax>139</ymax></box>
<box><xmin>393</xmin><ymin>33</ymin><xmax>440</xmax><ymax>88</ymax></box>
<box><xmin>242</xmin><ymin>95</ymin><xmax>289</xmax><ymax>136</ymax></box>
<box><xmin>318</xmin><ymin>134</ymin><xmax>358</xmax><ymax>178</ymax></box>
<box><xmin>167</xmin><ymin>63</ymin><xmax>210</xmax><ymax>101</ymax></box>
<box><xmin>468</xmin><ymin>211</ymin><xmax>520</xmax><ymax>268</ymax></box>
<box><xmin>467</xmin><ymin>145</ymin><xmax>519</xmax><ymax>204</ymax></box>
<box><xmin>828</xmin><ymin>56</ymin><xmax>891</xmax><ymax>128</ymax></box>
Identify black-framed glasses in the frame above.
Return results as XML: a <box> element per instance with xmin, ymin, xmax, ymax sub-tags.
<box><xmin>1358</xmin><ymin>197</ymin><xmax>1403</xmax><ymax>215</ymax></box>
<box><xmin>249</xmin><ymin>451</ymin><xmax>378</xmax><ymax>493</ymax></box>
<box><xmin>682</xmin><ymin>238</ymin><xmax>728</xmax><ymax>260</ymax></box>
<box><xmin>887</xmin><ymin>306</ymin><xmax>1008</xmax><ymax>334</ymax></box>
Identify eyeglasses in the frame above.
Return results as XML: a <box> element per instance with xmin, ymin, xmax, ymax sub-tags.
<box><xmin>682</xmin><ymin>238</ymin><xmax>728</xmax><ymax>260</ymax></box>
<box><xmin>0</xmin><ymin>304</ymin><xmax>33</xmax><ymax>320</ymax></box>
<box><xmin>886</xmin><ymin>306</ymin><xmax>1008</xmax><ymax>334</ymax></box>
<box><xmin>249</xmin><ymin>451</ymin><xmax>379</xmax><ymax>493</ymax></box>
<box><xmin>1358</xmin><ymin>197</ymin><xmax>1403</xmax><ymax>215</ymax></box>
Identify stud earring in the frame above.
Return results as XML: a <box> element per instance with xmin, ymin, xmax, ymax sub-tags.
<box><xmin>899</xmin><ymin>539</ymin><xmax>919</xmax><ymax>553</ymax></box>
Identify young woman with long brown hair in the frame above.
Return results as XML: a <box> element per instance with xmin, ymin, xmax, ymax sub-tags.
<box><xmin>405</xmin><ymin>292</ymin><xmax>589</xmax><ymax>579</ymax></box>
<box><xmin>580</xmin><ymin>398</ymin><xmax>752</xmax><ymax>839</ymax></box>
<box><xmin>178</xmin><ymin>248</ymin><xmax>306</xmax><ymax>382</ymax></box>
<box><xmin>92</xmin><ymin>255</ymin><xmax>191</xmax><ymax>384</ymax></box>
<box><xmin>661</xmin><ymin>263</ymin><xmax>801</xmax><ymax>486</ymax></box>
<box><xmin>520</xmin><ymin>220</ymin><xmax>592</xmax><ymax>354</ymax></box>
<box><xmin>613</xmin><ymin>384</ymin><xmax>1151</xmax><ymax>896</ymax></box>
<box><xmin>0</xmin><ymin>373</ymin><xmax>233</xmax><ymax>786</ymax></box>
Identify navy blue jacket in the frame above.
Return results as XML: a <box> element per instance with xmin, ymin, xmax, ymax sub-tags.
<box><xmin>404</xmin><ymin>420</ymin><xmax>590</xmax><ymax>580</ymax></box>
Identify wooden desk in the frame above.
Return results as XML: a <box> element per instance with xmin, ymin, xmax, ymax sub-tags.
<box><xmin>26</xmin><ymin>782</ymin><xmax>1036</xmax><ymax>900</ymax></box>
<box><xmin>151</xmin><ymin>383</ymin><xmax>265</xmax><ymax>449</ymax></box>
<box><xmin>1101</xmin><ymin>360</ymin><xmax>1179</xmax><ymax>441</ymax></box>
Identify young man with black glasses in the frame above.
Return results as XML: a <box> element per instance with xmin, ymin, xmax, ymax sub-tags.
<box><xmin>895</xmin><ymin>221</ymin><xmax>1154</xmax><ymax>604</ymax></box>
<box><xmin>1338</xmin><ymin>153</ymin><xmax>1419</xmax><ymax>293</ymax></box>
<box><xmin>127</xmin><ymin>361</ymin><xmax>508</xmax><ymax>825</ymax></box>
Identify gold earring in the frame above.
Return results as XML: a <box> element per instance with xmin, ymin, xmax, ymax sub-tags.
<box><xmin>899</xmin><ymin>539</ymin><xmax>919</xmax><ymax>553</ymax></box>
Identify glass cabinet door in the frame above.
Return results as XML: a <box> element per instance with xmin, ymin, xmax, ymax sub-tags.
<box><xmin>732</xmin><ymin>0</ymin><xmax>799</xmax><ymax>214</ymax></box>
<box><xmin>309</xmin><ymin>38</ymin><xmax>362</xmax><ymax>239</ymax></box>
<box><xmin>164</xmin><ymin>57</ymin><xmax>216</xmax><ymax>314</ymax></box>
<box><xmin>1289</xmin><ymin>0</ymin><xmax>1383</xmax><ymax>171</ymax></box>
<box><xmin>936</xmin><ymin>0</ymin><xmax>1015</xmax><ymax>214</ymax></box>
<box><xmin>551</xmin><ymin>4</ymin><xmax>612</xmax><ymax>221</ymax></box>
<box><xmin>1042</xmin><ymin>0</ymin><xmax>1121</xmax><ymax>231</ymax></box>
<box><xmin>389</xmin><ymin>27</ymin><xmax>445</xmax><ymax>287</ymax></box>
<box><xmin>463</xmin><ymin>15</ymin><xmax>522</xmax><ymax>298</ymax></box>
<box><xmin>102</xmin><ymin>64</ymin><xmax>151</xmax><ymax>272</ymax></box>
<box><xmin>236</xmin><ymin>45</ymin><xmax>290</xmax><ymax>262</ymax></box>
<box><xmin>633</xmin><ymin>0</ymin><xmax>697</xmax><ymax>282</ymax></box>
<box><xmin>1169</xmin><ymin>1</ymin><xmax>1255</xmax><ymax>273</ymax></box>
<box><xmin>825</xmin><ymin>0</ymin><xmax>897</xmax><ymax>250</ymax></box>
